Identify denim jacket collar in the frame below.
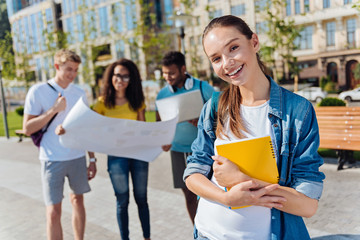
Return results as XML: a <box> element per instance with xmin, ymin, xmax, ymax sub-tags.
<box><xmin>268</xmin><ymin>76</ymin><xmax>283</xmax><ymax>120</ymax></box>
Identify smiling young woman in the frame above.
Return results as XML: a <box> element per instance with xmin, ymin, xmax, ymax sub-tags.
<box><xmin>183</xmin><ymin>15</ymin><xmax>325</xmax><ymax>240</ymax></box>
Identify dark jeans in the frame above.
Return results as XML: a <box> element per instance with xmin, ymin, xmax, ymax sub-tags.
<box><xmin>107</xmin><ymin>155</ymin><xmax>150</xmax><ymax>240</ymax></box>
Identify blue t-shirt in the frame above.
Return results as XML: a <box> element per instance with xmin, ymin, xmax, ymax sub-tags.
<box><xmin>156</xmin><ymin>76</ymin><xmax>214</xmax><ymax>152</ymax></box>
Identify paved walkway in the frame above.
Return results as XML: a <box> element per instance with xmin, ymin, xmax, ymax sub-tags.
<box><xmin>0</xmin><ymin>137</ymin><xmax>360</xmax><ymax>239</ymax></box>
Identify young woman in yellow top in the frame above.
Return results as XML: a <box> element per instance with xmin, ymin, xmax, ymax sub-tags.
<box><xmin>93</xmin><ymin>59</ymin><xmax>150</xmax><ymax>240</ymax></box>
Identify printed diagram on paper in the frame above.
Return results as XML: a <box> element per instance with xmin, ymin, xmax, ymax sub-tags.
<box><xmin>60</xmin><ymin>98</ymin><xmax>178</xmax><ymax>162</ymax></box>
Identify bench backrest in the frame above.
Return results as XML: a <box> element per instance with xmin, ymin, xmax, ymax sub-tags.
<box><xmin>315</xmin><ymin>106</ymin><xmax>360</xmax><ymax>151</ymax></box>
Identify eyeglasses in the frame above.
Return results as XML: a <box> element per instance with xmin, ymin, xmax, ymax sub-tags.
<box><xmin>113</xmin><ymin>73</ymin><xmax>130</xmax><ymax>82</ymax></box>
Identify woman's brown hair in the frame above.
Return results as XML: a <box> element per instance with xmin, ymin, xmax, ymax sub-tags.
<box><xmin>203</xmin><ymin>15</ymin><xmax>268</xmax><ymax>139</ymax></box>
<box><xmin>101</xmin><ymin>58</ymin><xmax>144</xmax><ymax>111</ymax></box>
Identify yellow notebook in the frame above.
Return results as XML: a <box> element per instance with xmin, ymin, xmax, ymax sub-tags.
<box><xmin>215</xmin><ymin>135</ymin><xmax>279</xmax><ymax>209</ymax></box>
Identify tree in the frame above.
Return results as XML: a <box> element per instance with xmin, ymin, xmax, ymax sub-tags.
<box><xmin>129</xmin><ymin>0</ymin><xmax>172</xmax><ymax>79</ymax></box>
<box><xmin>259</xmin><ymin>0</ymin><xmax>302</xmax><ymax>86</ymax></box>
<box><xmin>351</xmin><ymin>2</ymin><xmax>360</xmax><ymax>83</ymax></box>
<box><xmin>0</xmin><ymin>0</ymin><xmax>11</xmax><ymax>39</ymax></box>
<box><xmin>0</xmin><ymin>31</ymin><xmax>16</xmax><ymax>80</ymax></box>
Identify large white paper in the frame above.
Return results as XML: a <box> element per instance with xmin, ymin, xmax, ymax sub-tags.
<box><xmin>156</xmin><ymin>90</ymin><xmax>203</xmax><ymax>122</ymax></box>
<box><xmin>59</xmin><ymin>98</ymin><xmax>178</xmax><ymax>162</ymax></box>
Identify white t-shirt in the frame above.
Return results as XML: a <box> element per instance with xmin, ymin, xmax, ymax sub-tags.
<box><xmin>195</xmin><ymin>101</ymin><xmax>273</xmax><ymax>240</ymax></box>
<box><xmin>24</xmin><ymin>78</ymin><xmax>87</xmax><ymax>161</ymax></box>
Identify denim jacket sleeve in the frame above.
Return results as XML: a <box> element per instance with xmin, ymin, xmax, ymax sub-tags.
<box><xmin>183</xmin><ymin>99</ymin><xmax>215</xmax><ymax>181</ymax></box>
<box><xmin>288</xmin><ymin>102</ymin><xmax>325</xmax><ymax>200</ymax></box>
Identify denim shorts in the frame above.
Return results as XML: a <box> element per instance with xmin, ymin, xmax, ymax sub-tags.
<box><xmin>41</xmin><ymin>156</ymin><xmax>91</xmax><ymax>205</ymax></box>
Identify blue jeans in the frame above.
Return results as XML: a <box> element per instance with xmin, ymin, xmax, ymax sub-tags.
<box><xmin>107</xmin><ymin>156</ymin><xmax>150</xmax><ymax>240</ymax></box>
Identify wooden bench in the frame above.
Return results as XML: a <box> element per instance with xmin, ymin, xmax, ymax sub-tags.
<box><xmin>315</xmin><ymin>106</ymin><xmax>360</xmax><ymax>170</ymax></box>
<box><xmin>15</xmin><ymin>129</ymin><xmax>26</xmax><ymax>142</ymax></box>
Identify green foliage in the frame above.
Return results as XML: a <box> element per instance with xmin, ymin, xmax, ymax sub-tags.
<box><xmin>320</xmin><ymin>75</ymin><xmax>331</xmax><ymax>90</ymax></box>
<box><xmin>259</xmin><ymin>0</ymin><xmax>302</xmax><ymax>81</ymax></box>
<box><xmin>0</xmin><ymin>111</ymin><xmax>23</xmax><ymax>136</ymax></box>
<box><xmin>130</xmin><ymin>0</ymin><xmax>172</xmax><ymax>78</ymax></box>
<box><xmin>15</xmin><ymin>106</ymin><xmax>24</xmax><ymax>116</ymax></box>
<box><xmin>353</xmin><ymin>63</ymin><xmax>360</xmax><ymax>81</ymax></box>
<box><xmin>323</xmin><ymin>81</ymin><xmax>336</xmax><ymax>92</ymax></box>
<box><xmin>318</xmin><ymin>97</ymin><xmax>346</xmax><ymax>106</ymax></box>
<box><xmin>0</xmin><ymin>31</ymin><xmax>16</xmax><ymax>80</ymax></box>
<box><xmin>0</xmin><ymin>0</ymin><xmax>11</xmax><ymax>39</ymax></box>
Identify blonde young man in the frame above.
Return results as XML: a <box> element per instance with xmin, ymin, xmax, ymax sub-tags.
<box><xmin>23</xmin><ymin>49</ymin><xmax>97</xmax><ymax>240</ymax></box>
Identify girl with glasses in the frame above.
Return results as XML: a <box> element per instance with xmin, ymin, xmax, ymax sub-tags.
<box><xmin>93</xmin><ymin>58</ymin><xmax>150</xmax><ymax>240</ymax></box>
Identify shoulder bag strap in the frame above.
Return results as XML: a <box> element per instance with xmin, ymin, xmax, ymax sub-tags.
<box><xmin>43</xmin><ymin>82</ymin><xmax>59</xmax><ymax>132</ymax></box>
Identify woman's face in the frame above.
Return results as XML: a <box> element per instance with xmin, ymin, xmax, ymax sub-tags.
<box><xmin>203</xmin><ymin>26</ymin><xmax>260</xmax><ymax>87</ymax></box>
<box><xmin>112</xmin><ymin>65</ymin><xmax>130</xmax><ymax>92</ymax></box>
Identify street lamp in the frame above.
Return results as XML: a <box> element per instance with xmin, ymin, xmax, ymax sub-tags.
<box><xmin>0</xmin><ymin>59</ymin><xmax>9</xmax><ymax>139</ymax></box>
<box><xmin>171</xmin><ymin>10</ymin><xmax>193</xmax><ymax>55</ymax></box>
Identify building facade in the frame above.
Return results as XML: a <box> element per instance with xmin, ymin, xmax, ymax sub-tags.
<box><xmin>183</xmin><ymin>0</ymin><xmax>360</xmax><ymax>89</ymax></box>
<box><xmin>7</xmin><ymin>0</ymin><xmax>360</xmax><ymax>90</ymax></box>
<box><xmin>6</xmin><ymin>0</ymin><xmax>179</xmax><ymax>86</ymax></box>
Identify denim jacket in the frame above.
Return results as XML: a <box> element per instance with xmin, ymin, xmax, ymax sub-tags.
<box><xmin>184</xmin><ymin>77</ymin><xmax>325</xmax><ymax>240</ymax></box>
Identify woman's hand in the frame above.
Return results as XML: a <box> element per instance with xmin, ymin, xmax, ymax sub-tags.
<box><xmin>212</xmin><ymin>155</ymin><xmax>251</xmax><ymax>188</ymax></box>
<box><xmin>55</xmin><ymin>124</ymin><xmax>66</xmax><ymax>135</ymax></box>
<box><xmin>224</xmin><ymin>180</ymin><xmax>286</xmax><ymax>208</ymax></box>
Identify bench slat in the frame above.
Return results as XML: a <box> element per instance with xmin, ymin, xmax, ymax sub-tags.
<box><xmin>319</xmin><ymin>139</ymin><xmax>360</xmax><ymax>151</ymax></box>
<box><xmin>315</xmin><ymin>107</ymin><xmax>360</xmax><ymax>151</ymax></box>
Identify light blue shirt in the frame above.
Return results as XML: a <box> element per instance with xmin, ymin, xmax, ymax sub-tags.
<box><xmin>156</xmin><ymin>76</ymin><xmax>214</xmax><ymax>152</ymax></box>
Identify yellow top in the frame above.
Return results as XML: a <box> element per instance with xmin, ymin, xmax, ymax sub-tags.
<box><xmin>92</xmin><ymin>97</ymin><xmax>146</xmax><ymax>120</ymax></box>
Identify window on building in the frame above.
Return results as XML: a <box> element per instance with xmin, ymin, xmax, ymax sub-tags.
<box><xmin>295</xmin><ymin>25</ymin><xmax>313</xmax><ymax>49</ymax></box>
<box><xmin>255</xmin><ymin>0</ymin><xmax>269</xmax><ymax>12</ymax></box>
<box><xmin>74</xmin><ymin>0</ymin><xmax>86</xmax><ymax>11</ymax></box>
<box><xmin>62</xmin><ymin>0</ymin><xmax>68</xmax><ymax>14</ymax></box>
<box><xmin>37</xmin><ymin>12</ymin><xmax>46</xmax><ymax>51</ymax></box>
<box><xmin>326</xmin><ymin>21</ymin><xmax>336</xmax><ymax>46</ymax></box>
<box><xmin>45</xmin><ymin>8</ymin><xmax>53</xmax><ymax>32</ymax></box>
<box><xmin>209</xmin><ymin>9</ymin><xmax>223</xmax><ymax>19</ymax></box>
<box><xmin>65</xmin><ymin>17</ymin><xmax>74</xmax><ymax>43</ymax></box>
<box><xmin>344</xmin><ymin>0</ymin><xmax>352</xmax><ymax>4</ymax></box>
<box><xmin>18</xmin><ymin>20</ymin><xmax>25</xmax><ymax>53</ymax></box>
<box><xmin>23</xmin><ymin>16</ymin><xmax>32</xmax><ymax>54</ymax></box>
<box><xmin>255</xmin><ymin>21</ymin><xmax>268</xmax><ymax>34</ymax></box>
<box><xmin>323</xmin><ymin>0</ymin><xmax>330</xmax><ymax>8</ymax></box>
<box><xmin>125</xmin><ymin>0</ymin><xmax>136</xmax><ymax>30</ymax></box>
<box><xmin>13</xmin><ymin>21</ymin><xmax>20</xmax><ymax>53</ymax></box>
<box><xmin>129</xmin><ymin>38</ymin><xmax>139</xmax><ymax>61</ymax></box>
<box><xmin>44</xmin><ymin>56</ymin><xmax>50</xmax><ymax>79</ymax></box>
<box><xmin>231</xmin><ymin>4</ymin><xmax>246</xmax><ymax>16</ymax></box>
<box><xmin>87</xmin><ymin>10</ymin><xmax>97</xmax><ymax>39</ymax></box>
<box><xmin>76</xmin><ymin>15</ymin><xmax>84</xmax><ymax>42</ymax></box>
<box><xmin>286</xmin><ymin>0</ymin><xmax>291</xmax><ymax>16</ymax></box>
<box><xmin>295</xmin><ymin>0</ymin><xmax>300</xmax><ymax>14</ymax></box>
<box><xmin>65</xmin><ymin>0</ymin><xmax>73</xmax><ymax>14</ymax></box>
<box><xmin>163</xmin><ymin>0</ymin><xmax>173</xmax><ymax>26</ymax></box>
<box><xmin>115</xmin><ymin>40</ymin><xmax>125</xmax><ymax>59</ymax></box>
<box><xmin>346</xmin><ymin>18</ymin><xmax>356</xmax><ymax>48</ymax></box>
<box><xmin>112</xmin><ymin>3</ymin><xmax>123</xmax><ymax>33</ymax></box>
<box><xmin>304</xmin><ymin>0</ymin><xmax>310</xmax><ymax>12</ymax></box>
<box><xmin>36</xmin><ymin>58</ymin><xmax>42</xmax><ymax>82</ymax></box>
<box><xmin>30</xmin><ymin>13</ymin><xmax>39</xmax><ymax>53</ymax></box>
<box><xmin>99</xmin><ymin>7</ymin><xmax>110</xmax><ymax>36</ymax></box>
